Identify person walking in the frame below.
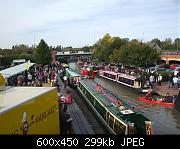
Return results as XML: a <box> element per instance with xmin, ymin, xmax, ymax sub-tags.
<box><xmin>149</xmin><ymin>75</ymin><xmax>154</xmax><ymax>88</ymax></box>
<box><xmin>157</xmin><ymin>74</ymin><xmax>162</xmax><ymax>86</ymax></box>
<box><xmin>168</xmin><ymin>74</ymin><xmax>173</xmax><ymax>88</ymax></box>
<box><xmin>173</xmin><ymin>76</ymin><xmax>178</xmax><ymax>90</ymax></box>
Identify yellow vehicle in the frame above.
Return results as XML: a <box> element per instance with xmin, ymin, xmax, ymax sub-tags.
<box><xmin>0</xmin><ymin>77</ymin><xmax>60</xmax><ymax>134</ymax></box>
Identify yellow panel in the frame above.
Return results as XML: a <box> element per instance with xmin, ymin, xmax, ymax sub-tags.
<box><xmin>0</xmin><ymin>88</ymin><xmax>60</xmax><ymax>135</ymax></box>
<box><xmin>0</xmin><ymin>73</ymin><xmax>5</xmax><ymax>86</ymax></box>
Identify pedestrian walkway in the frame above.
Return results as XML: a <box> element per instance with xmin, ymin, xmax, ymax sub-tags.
<box><xmin>57</xmin><ymin>75</ymin><xmax>95</xmax><ymax>134</ymax></box>
<box><xmin>67</xmin><ymin>101</ymin><xmax>95</xmax><ymax>134</ymax></box>
<box><xmin>154</xmin><ymin>82</ymin><xmax>179</xmax><ymax>96</ymax></box>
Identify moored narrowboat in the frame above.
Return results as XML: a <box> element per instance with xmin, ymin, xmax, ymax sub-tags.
<box><xmin>99</xmin><ymin>70</ymin><xmax>150</xmax><ymax>93</ymax></box>
<box><xmin>65</xmin><ymin>68</ymin><xmax>84</xmax><ymax>87</ymax></box>
<box><xmin>77</xmin><ymin>79</ymin><xmax>153</xmax><ymax>134</ymax></box>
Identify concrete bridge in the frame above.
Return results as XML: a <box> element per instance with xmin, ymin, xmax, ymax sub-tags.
<box><xmin>160</xmin><ymin>52</ymin><xmax>180</xmax><ymax>64</ymax></box>
<box><xmin>54</xmin><ymin>51</ymin><xmax>93</xmax><ymax>62</ymax></box>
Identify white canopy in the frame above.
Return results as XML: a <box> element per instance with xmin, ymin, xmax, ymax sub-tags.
<box><xmin>0</xmin><ymin>62</ymin><xmax>35</xmax><ymax>79</ymax></box>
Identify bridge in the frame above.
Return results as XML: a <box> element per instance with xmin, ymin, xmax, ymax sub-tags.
<box><xmin>160</xmin><ymin>52</ymin><xmax>180</xmax><ymax>64</ymax></box>
<box><xmin>55</xmin><ymin>51</ymin><xmax>93</xmax><ymax>62</ymax></box>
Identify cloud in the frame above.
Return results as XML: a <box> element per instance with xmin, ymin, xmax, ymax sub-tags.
<box><xmin>0</xmin><ymin>0</ymin><xmax>179</xmax><ymax>48</ymax></box>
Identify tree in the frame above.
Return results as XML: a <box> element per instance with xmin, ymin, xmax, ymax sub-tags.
<box><xmin>109</xmin><ymin>49</ymin><xmax>121</xmax><ymax>64</ymax></box>
<box><xmin>161</xmin><ymin>38</ymin><xmax>173</xmax><ymax>50</ymax></box>
<box><xmin>150</xmin><ymin>38</ymin><xmax>161</xmax><ymax>46</ymax></box>
<box><xmin>174</xmin><ymin>38</ymin><xmax>180</xmax><ymax>51</ymax></box>
<box><xmin>117</xmin><ymin>40</ymin><xmax>160</xmax><ymax>67</ymax></box>
<box><xmin>81</xmin><ymin>46</ymin><xmax>93</xmax><ymax>52</ymax></box>
<box><xmin>34</xmin><ymin>39</ymin><xmax>51</xmax><ymax>65</ymax></box>
<box><xmin>14</xmin><ymin>44</ymin><xmax>29</xmax><ymax>50</ymax></box>
<box><xmin>18</xmin><ymin>53</ymin><xmax>35</xmax><ymax>62</ymax></box>
<box><xmin>55</xmin><ymin>45</ymin><xmax>62</xmax><ymax>52</ymax></box>
<box><xmin>93</xmin><ymin>33</ymin><xmax>113</xmax><ymax>62</ymax></box>
<box><xmin>93</xmin><ymin>33</ymin><xmax>128</xmax><ymax>62</ymax></box>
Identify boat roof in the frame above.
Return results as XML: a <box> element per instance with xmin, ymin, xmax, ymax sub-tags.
<box><xmin>102</xmin><ymin>70</ymin><xmax>138</xmax><ymax>80</ymax></box>
<box><xmin>80</xmin><ymin>79</ymin><xmax>149</xmax><ymax>124</ymax></box>
<box><xmin>66</xmin><ymin>69</ymin><xmax>82</xmax><ymax>77</ymax></box>
<box><xmin>103</xmin><ymin>70</ymin><xmax>119</xmax><ymax>75</ymax></box>
<box><xmin>0</xmin><ymin>87</ymin><xmax>55</xmax><ymax>114</ymax></box>
<box><xmin>0</xmin><ymin>62</ymin><xmax>35</xmax><ymax>79</ymax></box>
<box><xmin>61</xmin><ymin>63</ymin><xmax>69</xmax><ymax>67</ymax></box>
<box><xmin>118</xmin><ymin>73</ymin><xmax>137</xmax><ymax>80</ymax></box>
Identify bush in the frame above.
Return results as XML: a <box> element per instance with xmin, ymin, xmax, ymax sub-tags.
<box><xmin>18</xmin><ymin>54</ymin><xmax>35</xmax><ymax>62</ymax></box>
<box><xmin>0</xmin><ymin>55</ymin><xmax>19</xmax><ymax>66</ymax></box>
<box><xmin>159</xmin><ymin>71</ymin><xmax>173</xmax><ymax>82</ymax></box>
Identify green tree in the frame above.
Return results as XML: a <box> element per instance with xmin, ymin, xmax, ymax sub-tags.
<box><xmin>14</xmin><ymin>44</ymin><xmax>29</xmax><ymax>50</ymax></box>
<box><xmin>109</xmin><ymin>48</ymin><xmax>121</xmax><ymax>64</ymax></box>
<box><xmin>18</xmin><ymin>53</ymin><xmax>35</xmax><ymax>62</ymax></box>
<box><xmin>174</xmin><ymin>38</ymin><xmax>180</xmax><ymax>51</ymax></box>
<box><xmin>161</xmin><ymin>38</ymin><xmax>173</xmax><ymax>50</ymax></box>
<box><xmin>117</xmin><ymin>40</ymin><xmax>160</xmax><ymax>67</ymax></box>
<box><xmin>150</xmin><ymin>38</ymin><xmax>161</xmax><ymax>46</ymax></box>
<box><xmin>34</xmin><ymin>39</ymin><xmax>51</xmax><ymax>65</ymax></box>
<box><xmin>55</xmin><ymin>45</ymin><xmax>61</xmax><ymax>52</ymax></box>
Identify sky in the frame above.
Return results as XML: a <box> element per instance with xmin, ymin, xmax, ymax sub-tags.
<box><xmin>0</xmin><ymin>0</ymin><xmax>179</xmax><ymax>49</ymax></box>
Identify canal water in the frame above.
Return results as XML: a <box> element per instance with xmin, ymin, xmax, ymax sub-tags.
<box><xmin>69</xmin><ymin>62</ymin><xmax>180</xmax><ymax>134</ymax></box>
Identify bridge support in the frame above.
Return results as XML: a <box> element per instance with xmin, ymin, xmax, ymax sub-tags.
<box><xmin>165</xmin><ymin>59</ymin><xmax>169</xmax><ymax>65</ymax></box>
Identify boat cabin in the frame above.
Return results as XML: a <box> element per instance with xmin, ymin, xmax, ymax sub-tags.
<box><xmin>117</xmin><ymin>73</ymin><xmax>141</xmax><ymax>88</ymax></box>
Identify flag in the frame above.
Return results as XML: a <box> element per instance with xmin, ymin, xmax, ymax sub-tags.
<box><xmin>26</xmin><ymin>60</ymin><xmax>31</xmax><ymax>71</ymax></box>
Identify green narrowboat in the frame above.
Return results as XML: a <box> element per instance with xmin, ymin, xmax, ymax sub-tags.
<box><xmin>77</xmin><ymin>79</ymin><xmax>153</xmax><ymax>134</ymax></box>
<box><xmin>65</xmin><ymin>68</ymin><xmax>84</xmax><ymax>87</ymax></box>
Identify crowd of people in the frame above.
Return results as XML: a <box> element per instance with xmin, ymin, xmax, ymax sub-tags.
<box><xmin>7</xmin><ymin>63</ymin><xmax>67</xmax><ymax>88</ymax></box>
<box><xmin>100</xmin><ymin>63</ymin><xmax>180</xmax><ymax>90</ymax></box>
<box><xmin>4</xmin><ymin>62</ymin><xmax>73</xmax><ymax>134</ymax></box>
<box><xmin>168</xmin><ymin>73</ymin><xmax>180</xmax><ymax>90</ymax></box>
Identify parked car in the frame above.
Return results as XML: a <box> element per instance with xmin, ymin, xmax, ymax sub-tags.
<box><xmin>170</xmin><ymin>64</ymin><xmax>179</xmax><ymax>69</ymax></box>
<box><xmin>165</xmin><ymin>69</ymin><xmax>174</xmax><ymax>73</ymax></box>
<box><xmin>156</xmin><ymin>68</ymin><xmax>167</xmax><ymax>73</ymax></box>
<box><xmin>159</xmin><ymin>63</ymin><xmax>169</xmax><ymax>69</ymax></box>
<box><xmin>149</xmin><ymin>67</ymin><xmax>156</xmax><ymax>73</ymax></box>
<box><xmin>175</xmin><ymin>66</ymin><xmax>180</xmax><ymax>71</ymax></box>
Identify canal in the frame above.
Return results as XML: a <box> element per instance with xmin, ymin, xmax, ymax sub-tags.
<box><xmin>69</xmin><ymin>62</ymin><xmax>180</xmax><ymax>134</ymax></box>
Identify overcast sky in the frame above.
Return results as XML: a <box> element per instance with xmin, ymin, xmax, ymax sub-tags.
<box><xmin>0</xmin><ymin>0</ymin><xmax>179</xmax><ymax>49</ymax></box>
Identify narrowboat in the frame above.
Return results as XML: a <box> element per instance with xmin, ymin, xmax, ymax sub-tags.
<box><xmin>77</xmin><ymin>79</ymin><xmax>153</xmax><ymax>134</ymax></box>
<box><xmin>61</xmin><ymin>63</ymin><xmax>69</xmax><ymax>69</ymax></box>
<box><xmin>80</xmin><ymin>66</ymin><xmax>95</xmax><ymax>79</ymax></box>
<box><xmin>65</xmin><ymin>68</ymin><xmax>84</xmax><ymax>87</ymax></box>
<box><xmin>99</xmin><ymin>70</ymin><xmax>150</xmax><ymax>93</ymax></box>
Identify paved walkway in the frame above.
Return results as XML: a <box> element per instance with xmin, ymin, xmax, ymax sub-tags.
<box><xmin>154</xmin><ymin>82</ymin><xmax>179</xmax><ymax>96</ymax></box>
<box><xmin>57</xmin><ymin>75</ymin><xmax>95</xmax><ymax>134</ymax></box>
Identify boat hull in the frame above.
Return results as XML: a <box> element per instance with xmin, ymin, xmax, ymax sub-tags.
<box><xmin>99</xmin><ymin>75</ymin><xmax>148</xmax><ymax>93</ymax></box>
<box><xmin>138</xmin><ymin>97</ymin><xmax>174</xmax><ymax>106</ymax></box>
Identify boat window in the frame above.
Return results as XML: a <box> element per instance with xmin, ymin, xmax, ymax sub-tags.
<box><xmin>114</xmin><ymin>119</ymin><xmax>126</xmax><ymax>134</ymax></box>
<box><xmin>95</xmin><ymin>100</ymin><xmax>106</xmax><ymax>117</ymax></box>
<box><xmin>104</xmin><ymin>73</ymin><xmax>116</xmax><ymax>80</ymax></box>
<box><xmin>108</xmin><ymin>113</ymin><xmax>114</xmax><ymax>128</ymax></box>
<box><xmin>118</xmin><ymin>77</ymin><xmax>134</xmax><ymax>86</ymax></box>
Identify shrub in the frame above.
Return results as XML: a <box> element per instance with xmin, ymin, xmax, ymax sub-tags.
<box><xmin>159</xmin><ymin>71</ymin><xmax>173</xmax><ymax>82</ymax></box>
